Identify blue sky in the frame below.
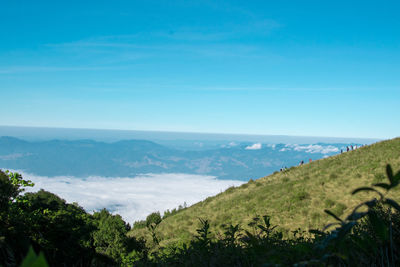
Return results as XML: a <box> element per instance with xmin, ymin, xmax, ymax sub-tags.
<box><xmin>0</xmin><ymin>0</ymin><xmax>399</xmax><ymax>139</ymax></box>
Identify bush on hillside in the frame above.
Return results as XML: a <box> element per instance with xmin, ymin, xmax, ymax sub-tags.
<box><xmin>2</xmin><ymin>162</ymin><xmax>400</xmax><ymax>266</ymax></box>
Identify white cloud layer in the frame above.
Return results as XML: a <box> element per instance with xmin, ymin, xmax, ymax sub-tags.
<box><xmin>279</xmin><ymin>144</ymin><xmax>339</xmax><ymax>154</ymax></box>
<box><xmin>18</xmin><ymin>172</ymin><xmax>243</xmax><ymax>223</ymax></box>
<box><xmin>292</xmin><ymin>144</ymin><xmax>339</xmax><ymax>154</ymax></box>
<box><xmin>245</xmin><ymin>143</ymin><xmax>262</xmax><ymax>150</ymax></box>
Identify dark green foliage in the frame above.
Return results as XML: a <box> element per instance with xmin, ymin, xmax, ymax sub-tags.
<box><xmin>18</xmin><ymin>189</ymin><xmax>97</xmax><ymax>266</ymax></box>
<box><xmin>145</xmin><ymin>212</ymin><xmax>162</xmax><ymax>246</ymax></box>
<box><xmin>0</xmin><ymin>170</ymin><xmax>147</xmax><ymax>266</ymax></box>
<box><xmin>146</xmin><ymin>211</ymin><xmax>162</xmax><ymax>227</ymax></box>
<box><xmin>195</xmin><ymin>218</ymin><xmax>211</xmax><ymax>249</ymax></box>
<box><xmin>0</xmin><ymin>171</ymin><xmax>32</xmax><ymax>208</ymax></box>
<box><xmin>92</xmin><ymin>209</ymin><xmax>145</xmax><ymax>264</ymax></box>
<box><xmin>2</xmin><ymin>162</ymin><xmax>400</xmax><ymax>266</ymax></box>
<box><xmin>0</xmin><ymin>170</ymin><xmax>35</xmax><ymax>266</ymax></box>
<box><xmin>92</xmin><ymin>209</ymin><xmax>128</xmax><ymax>262</ymax></box>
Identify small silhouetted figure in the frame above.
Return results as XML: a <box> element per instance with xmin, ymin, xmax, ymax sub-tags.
<box><xmin>351</xmin><ymin>145</ymin><xmax>353</xmax><ymax>150</ymax></box>
<box><xmin>347</xmin><ymin>146</ymin><xmax>349</xmax><ymax>152</ymax></box>
<box><xmin>341</xmin><ymin>149</ymin><xmax>343</xmax><ymax>153</ymax></box>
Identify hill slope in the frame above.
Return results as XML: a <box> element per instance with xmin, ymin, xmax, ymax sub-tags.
<box><xmin>130</xmin><ymin>138</ymin><xmax>400</xmax><ymax>245</ymax></box>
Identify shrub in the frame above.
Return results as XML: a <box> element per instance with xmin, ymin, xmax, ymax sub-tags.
<box><xmin>146</xmin><ymin>212</ymin><xmax>162</xmax><ymax>227</ymax></box>
<box><xmin>133</xmin><ymin>220</ymin><xmax>146</xmax><ymax>230</ymax></box>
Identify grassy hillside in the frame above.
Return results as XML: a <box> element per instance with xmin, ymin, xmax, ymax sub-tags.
<box><xmin>129</xmin><ymin>138</ymin><xmax>400</xmax><ymax>246</ymax></box>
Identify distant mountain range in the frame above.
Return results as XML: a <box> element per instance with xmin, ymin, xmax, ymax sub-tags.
<box><xmin>0</xmin><ymin>126</ymin><xmax>378</xmax><ymax>145</ymax></box>
<box><xmin>0</xmin><ymin>136</ymin><xmax>366</xmax><ymax>180</ymax></box>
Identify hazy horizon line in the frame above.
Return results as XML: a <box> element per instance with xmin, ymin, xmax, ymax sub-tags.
<box><xmin>0</xmin><ymin>125</ymin><xmax>381</xmax><ymax>143</ymax></box>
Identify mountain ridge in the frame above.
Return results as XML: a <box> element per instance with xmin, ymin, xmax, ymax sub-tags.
<box><xmin>0</xmin><ymin>136</ymin><xmax>354</xmax><ymax>180</ymax></box>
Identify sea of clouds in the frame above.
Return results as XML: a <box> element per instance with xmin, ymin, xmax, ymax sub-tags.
<box><xmin>279</xmin><ymin>144</ymin><xmax>339</xmax><ymax>154</ymax></box>
<box><xmin>17</xmin><ymin>171</ymin><xmax>244</xmax><ymax>224</ymax></box>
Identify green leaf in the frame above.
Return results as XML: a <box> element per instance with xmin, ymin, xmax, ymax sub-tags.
<box><xmin>257</xmin><ymin>225</ymin><xmax>267</xmax><ymax>232</ymax></box>
<box><xmin>392</xmin><ymin>170</ymin><xmax>400</xmax><ymax>187</ymax></box>
<box><xmin>373</xmin><ymin>183</ymin><xmax>391</xmax><ymax>191</ymax></box>
<box><xmin>386</xmin><ymin>164</ymin><xmax>394</xmax><ymax>185</ymax></box>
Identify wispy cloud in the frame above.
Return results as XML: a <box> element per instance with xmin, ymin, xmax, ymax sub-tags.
<box><xmin>48</xmin><ymin>38</ymin><xmax>261</xmax><ymax>59</ymax></box>
<box><xmin>157</xmin><ymin>20</ymin><xmax>280</xmax><ymax>42</ymax></box>
<box><xmin>49</xmin><ymin>18</ymin><xmax>280</xmax><ymax>48</ymax></box>
<box><xmin>19</xmin><ymin>171</ymin><xmax>243</xmax><ymax>223</ymax></box>
<box><xmin>0</xmin><ymin>16</ymin><xmax>281</xmax><ymax>74</ymax></box>
<box><xmin>43</xmin><ymin>19</ymin><xmax>280</xmax><ymax>61</ymax></box>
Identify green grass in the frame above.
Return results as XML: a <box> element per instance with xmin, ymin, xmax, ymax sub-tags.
<box><xmin>129</xmin><ymin>138</ymin><xmax>400</xmax><ymax>246</ymax></box>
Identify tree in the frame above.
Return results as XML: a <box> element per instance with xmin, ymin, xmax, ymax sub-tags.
<box><xmin>0</xmin><ymin>170</ymin><xmax>34</xmax><ymax>266</ymax></box>
<box><xmin>146</xmin><ymin>211</ymin><xmax>162</xmax><ymax>227</ymax></box>
<box><xmin>21</xmin><ymin>190</ymin><xmax>96</xmax><ymax>266</ymax></box>
<box><xmin>92</xmin><ymin>209</ymin><xmax>131</xmax><ymax>263</ymax></box>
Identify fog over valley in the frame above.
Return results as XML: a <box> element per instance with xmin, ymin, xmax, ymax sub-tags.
<box><xmin>18</xmin><ymin>171</ymin><xmax>244</xmax><ymax>223</ymax></box>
